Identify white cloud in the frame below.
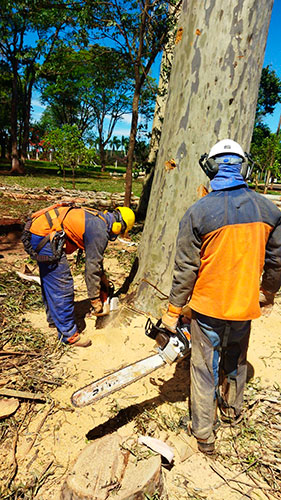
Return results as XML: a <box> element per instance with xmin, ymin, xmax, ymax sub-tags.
<box><xmin>121</xmin><ymin>113</ymin><xmax>132</xmax><ymax>124</ymax></box>
<box><xmin>31</xmin><ymin>99</ymin><xmax>46</xmax><ymax>110</ymax></box>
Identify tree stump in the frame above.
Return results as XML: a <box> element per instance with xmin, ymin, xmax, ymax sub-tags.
<box><xmin>61</xmin><ymin>433</ymin><xmax>166</xmax><ymax>500</ymax></box>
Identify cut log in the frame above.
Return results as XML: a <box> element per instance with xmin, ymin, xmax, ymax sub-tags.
<box><xmin>61</xmin><ymin>433</ymin><xmax>166</xmax><ymax>500</ymax></box>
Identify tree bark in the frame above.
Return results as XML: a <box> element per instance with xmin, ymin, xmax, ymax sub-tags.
<box><xmin>129</xmin><ymin>0</ymin><xmax>273</xmax><ymax>318</ymax></box>
<box><xmin>137</xmin><ymin>37</ymin><xmax>176</xmax><ymax>220</ymax></box>
<box><xmin>0</xmin><ymin>132</ymin><xmax>7</xmax><ymax>159</ymax></box>
<box><xmin>10</xmin><ymin>61</ymin><xmax>24</xmax><ymax>174</ymax></box>
<box><xmin>100</xmin><ymin>140</ymin><xmax>106</xmax><ymax>172</ymax></box>
<box><xmin>21</xmin><ymin>72</ymin><xmax>35</xmax><ymax>161</ymax></box>
<box><xmin>137</xmin><ymin>6</ymin><xmax>181</xmax><ymax>221</ymax></box>
<box><xmin>125</xmin><ymin>87</ymin><xmax>140</xmax><ymax>206</ymax></box>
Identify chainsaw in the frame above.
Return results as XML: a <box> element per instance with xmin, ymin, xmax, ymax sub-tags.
<box><xmin>71</xmin><ymin>317</ymin><xmax>191</xmax><ymax>408</ymax></box>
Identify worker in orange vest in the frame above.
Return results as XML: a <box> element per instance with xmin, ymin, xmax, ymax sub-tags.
<box><xmin>22</xmin><ymin>204</ymin><xmax>135</xmax><ymax>347</ymax></box>
<box><xmin>162</xmin><ymin>139</ymin><xmax>281</xmax><ymax>454</ymax></box>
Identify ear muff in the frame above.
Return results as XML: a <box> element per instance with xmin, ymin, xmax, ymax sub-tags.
<box><xmin>199</xmin><ymin>154</ymin><xmax>219</xmax><ymax>180</ymax></box>
<box><xmin>200</xmin><ymin>154</ymin><xmax>251</xmax><ymax>180</ymax></box>
<box><xmin>111</xmin><ymin>210</ymin><xmax>126</xmax><ymax>235</ymax></box>
<box><xmin>111</xmin><ymin>221</ymin><xmax>122</xmax><ymax>235</ymax></box>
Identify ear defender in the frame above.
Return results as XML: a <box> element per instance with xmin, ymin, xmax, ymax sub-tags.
<box><xmin>199</xmin><ymin>154</ymin><xmax>219</xmax><ymax>180</ymax></box>
<box><xmin>111</xmin><ymin>210</ymin><xmax>126</xmax><ymax>235</ymax></box>
<box><xmin>111</xmin><ymin>221</ymin><xmax>122</xmax><ymax>234</ymax></box>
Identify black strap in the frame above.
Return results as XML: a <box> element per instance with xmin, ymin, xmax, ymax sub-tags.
<box><xmin>222</xmin><ymin>322</ymin><xmax>231</xmax><ymax>348</ymax></box>
<box><xmin>35</xmin><ymin>234</ymin><xmax>50</xmax><ymax>253</ymax></box>
<box><xmin>43</xmin><ymin>205</ymin><xmax>72</xmax><ymax>230</ymax></box>
<box><xmin>45</xmin><ymin>211</ymin><xmax>53</xmax><ymax>228</ymax></box>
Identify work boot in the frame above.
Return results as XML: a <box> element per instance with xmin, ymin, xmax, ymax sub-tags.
<box><xmin>196</xmin><ymin>439</ymin><xmax>215</xmax><ymax>455</ymax></box>
<box><xmin>67</xmin><ymin>332</ymin><xmax>92</xmax><ymax>348</ymax></box>
<box><xmin>195</xmin><ymin>431</ymin><xmax>216</xmax><ymax>456</ymax></box>
<box><xmin>185</xmin><ymin>422</ymin><xmax>216</xmax><ymax>456</ymax></box>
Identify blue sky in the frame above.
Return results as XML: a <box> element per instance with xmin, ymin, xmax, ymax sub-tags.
<box><xmin>262</xmin><ymin>0</ymin><xmax>281</xmax><ymax>131</ymax></box>
<box><xmin>31</xmin><ymin>3</ymin><xmax>281</xmax><ymax>136</ymax></box>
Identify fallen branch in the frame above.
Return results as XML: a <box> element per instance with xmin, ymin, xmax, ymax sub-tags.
<box><xmin>23</xmin><ymin>401</ymin><xmax>55</xmax><ymax>457</ymax></box>
<box><xmin>7</xmin><ymin>423</ymin><xmax>19</xmax><ymax>488</ymax></box>
<box><xmin>30</xmin><ymin>376</ymin><xmax>62</xmax><ymax>386</ymax></box>
<box><xmin>209</xmin><ymin>463</ymin><xmax>252</xmax><ymax>497</ymax></box>
<box><xmin>0</xmin><ymin>350</ymin><xmax>39</xmax><ymax>356</ymax></box>
<box><xmin>0</xmin><ymin>388</ymin><xmax>45</xmax><ymax>401</ymax></box>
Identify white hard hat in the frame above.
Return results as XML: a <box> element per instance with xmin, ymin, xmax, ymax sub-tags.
<box><xmin>208</xmin><ymin>139</ymin><xmax>245</xmax><ymax>161</ymax></box>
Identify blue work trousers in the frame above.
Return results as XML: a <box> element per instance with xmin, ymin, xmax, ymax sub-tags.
<box><xmin>190</xmin><ymin>312</ymin><xmax>251</xmax><ymax>441</ymax></box>
<box><xmin>30</xmin><ymin>234</ymin><xmax>77</xmax><ymax>343</ymax></box>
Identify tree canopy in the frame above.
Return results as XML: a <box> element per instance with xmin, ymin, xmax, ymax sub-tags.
<box><xmin>81</xmin><ymin>0</ymin><xmax>182</xmax><ymax>204</ymax></box>
<box><xmin>0</xmin><ymin>0</ymin><xmax>80</xmax><ymax>171</ymax></box>
<box><xmin>255</xmin><ymin>66</ymin><xmax>281</xmax><ymax>126</ymax></box>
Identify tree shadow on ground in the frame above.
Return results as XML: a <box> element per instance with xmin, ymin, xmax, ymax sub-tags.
<box><xmin>86</xmin><ymin>356</ymin><xmax>191</xmax><ymax>441</ymax></box>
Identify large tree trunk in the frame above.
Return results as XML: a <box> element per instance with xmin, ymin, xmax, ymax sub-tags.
<box><xmin>129</xmin><ymin>0</ymin><xmax>273</xmax><ymax>318</ymax></box>
<box><xmin>0</xmin><ymin>132</ymin><xmax>7</xmax><ymax>159</ymax></box>
<box><xmin>21</xmin><ymin>73</ymin><xmax>35</xmax><ymax>161</ymax></box>
<box><xmin>124</xmin><ymin>85</ymin><xmax>141</xmax><ymax>207</ymax></box>
<box><xmin>137</xmin><ymin>29</ymin><xmax>177</xmax><ymax>221</ymax></box>
<box><xmin>99</xmin><ymin>139</ymin><xmax>106</xmax><ymax>172</ymax></box>
<box><xmin>10</xmin><ymin>63</ymin><xmax>24</xmax><ymax>174</ymax></box>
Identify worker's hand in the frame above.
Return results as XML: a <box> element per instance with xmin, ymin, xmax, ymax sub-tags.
<box><xmin>90</xmin><ymin>297</ymin><xmax>103</xmax><ymax>315</ymax></box>
<box><xmin>259</xmin><ymin>289</ymin><xmax>275</xmax><ymax>317</ymax></box>
<box><xmin>162</xmin><ymin>303</ymin><xmax>182</xmax><ymax>333</ymax></box>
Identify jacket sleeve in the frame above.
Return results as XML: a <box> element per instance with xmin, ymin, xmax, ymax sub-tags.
<box><xmin>169</xmin><ymin>207</ymin><xmax>202</xmax><ymax>307</ymax></box>
<box><xmin>261</xmin><ymin>216</ymin><xmax>281</xmax><ymax>294</ymax></box>
<box><xmin>83</xmin><ymin>217</ymin><xmax>109</xmax><ymax>299</ymax></box>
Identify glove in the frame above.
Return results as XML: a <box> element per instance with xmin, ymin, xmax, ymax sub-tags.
<box><xmin>259</xmin><ymin>289</ymin><xmax>275</xmax><ymax>317</ymax></box>
<box><xmin>162</xmin><ymin>303</ymin><xmax>182</xmax><ymax>333</ymax></box>
<box><xmin>90</xmin><ymin>297</ymin><xmax>103</xmax><ymax>315</ymax></box>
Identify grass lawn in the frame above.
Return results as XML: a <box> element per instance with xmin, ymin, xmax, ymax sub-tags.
<box><xmin>0</xmin><ymin>159</ymin><xmax>144</xmax><ymax>197</ymax></box>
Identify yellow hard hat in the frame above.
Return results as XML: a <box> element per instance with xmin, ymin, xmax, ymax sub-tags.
<box><xmin>117</xmin><ymin>206</ymin><xmax>135</xmax><ymax>232</ymax></box>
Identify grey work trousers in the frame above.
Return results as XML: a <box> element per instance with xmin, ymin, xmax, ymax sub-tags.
<box><xmin>190</xmin><ymin>312</ymin><xmax>251</xmax><ymax>441</ymax></box>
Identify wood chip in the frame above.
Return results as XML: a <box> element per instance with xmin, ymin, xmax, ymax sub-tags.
<box><xmin>0</xmin><ymin>398</ymin><xmax>20</xmax><ymax>419</ymax></box>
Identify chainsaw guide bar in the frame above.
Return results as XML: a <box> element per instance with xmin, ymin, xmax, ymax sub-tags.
<box><xmin>71</xmin><ymin>318</ymin><xmax>191</xmax><ymax>408</ymax></box>
<box><xmin>71</xmin><ymin>353</ymin><xmax>165</xmax><ymax>407</ymax></box>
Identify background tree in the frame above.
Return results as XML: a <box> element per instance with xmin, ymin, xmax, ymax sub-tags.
<box><xmin>0</xmin><ymin>0</ymin><xmax>78</xmax><ymax>173</ymax></box>
<box><xmin>84</xmin><ymin>0</ymin><xmax>182</xmax><ymax>205</ymax></box>
<box><xmin>250</xmin><ymin>66</ymin><xmax>281</xmax><ymax>189</ymax></box>
<box><xmin>251</xmin><ymin>132</ymin><xmax>281</xmax><ymax>191</ymax></box>
<box><xmin>255</xmin><ymin>66</ymin><xmax>281</xmax><ymax>126</ymax></box>
<box><xmin>128</xmin><ymin>0</ymin><xmax>274</xmax><ymax>318</ymax></box>
<box><xmin>44</xmin><ymin>124</ymin><xmax>88</xmax><ymax>189</ymax></box>
<box><xmin>251</xmin><ymin>66</ymin><xmax>281</xmax><ymax>146</ymax></box>
<box><xmin>39</xmin><ymin>44</ymin><xmax>136</xmax><ymax>170</ymax></box>
<box><xmin>0</xmin><ymin>61</ymin><xmax>12</xmax><ymax>159</ymax></box>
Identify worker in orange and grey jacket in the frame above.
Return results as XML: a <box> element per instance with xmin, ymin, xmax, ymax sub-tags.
<box><xmin>162</xmin><ymin>139</ymin><xmax>281</xmax><ymax>455</ymax></box>
<box><xmin>22</xmin><ymin>205</ymin><xmax>135</xmax><ymax>347</ymax></box>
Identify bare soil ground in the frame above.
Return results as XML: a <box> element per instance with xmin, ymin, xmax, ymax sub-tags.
<box><xmin>0</xmin><ymin>192</ymin><xmax>280</xmax><ymax>500</ymax></box>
